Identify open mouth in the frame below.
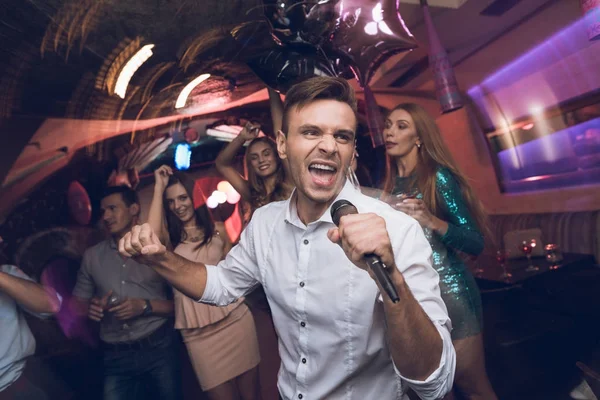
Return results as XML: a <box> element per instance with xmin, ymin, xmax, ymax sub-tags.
<box><xmin>258</xmin><ymin>164</ymin><xmax>270</xmax><ymax>171</ymax></box>
<box><xmin>308</xmin><ymin>162</ymin><xmax>338</xmax><ymax>187</ymax></box>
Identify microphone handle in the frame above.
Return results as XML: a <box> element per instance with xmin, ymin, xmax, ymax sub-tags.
<box><xmin>365</xmin><ymin>255</ymin><xmax>400</xmax><ymax>303</ymax></box>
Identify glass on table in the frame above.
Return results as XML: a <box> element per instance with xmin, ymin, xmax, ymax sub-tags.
<box><xmin>520</xmin><ymin>239</ymin><xmax>539</xmax><ymax>272</ymax></box>
<box><xmin>496</xmin><ymin>250</ymin><xmax>512</xmax><ymax>282</ymax></box>
<box><xmin>545</xmin><ymin>244</ymin><xmax>563</xmax><ymax>270</ymax></box>
<box><xmin>394</xmin><ymin>187</ymin><xmax>420</xmax><ymax>200</ymax></box>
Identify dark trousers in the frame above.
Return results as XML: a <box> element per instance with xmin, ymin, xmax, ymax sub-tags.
<box><xmin>103</xmin><ymin>328</ymin><xmax>181</xmax><ymax>400</ymax></box>
<box><xmin>0</xmin><ymin>372</ymin><xmax>47</xmax><ymax>400</ymax></box>
<box><xmin>0</xmin><ymin>356</ymin><xmax>75</xmax><ymax>400</ymax></box>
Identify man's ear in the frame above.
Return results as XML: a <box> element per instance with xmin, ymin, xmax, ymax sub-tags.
<box><xmin>129</xmin><ymin>203</ymin><xmax>140</xmax><ymax>218</ymax></box>
<box><xmin>276</xmin><ymin>130</ymin><xmax>287</xmax><ymax>160</ymax></box>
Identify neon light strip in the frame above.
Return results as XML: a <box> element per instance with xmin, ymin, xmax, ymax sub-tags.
<box><xmin>114</xmin><ymin>44</ymin><xmax>155</xmax><ymax>99</ymax></box>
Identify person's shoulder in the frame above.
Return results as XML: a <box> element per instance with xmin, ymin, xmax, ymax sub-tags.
<box><xmin>253</xmin><ymin>199</ymin><xmax>288</xmax><ymax>217</ymax></box>
<box><xmin>248</xmin><ymin>199</ymin><xmax>288</xmax><ymax>229</ymax></box>
<box><xmin>0</xmin><ymin>264</ymin><xmax>29</xmax><ymax>279</ymax></box>
<box><xmin>435</xmin><ymin>167</ymin><xmax>458</xmax><ymax>185</ymax></box>
<box><xmin>82</xmin><ymin>239</ymin><xmax>111</xmax><ymax>262</ymax></box>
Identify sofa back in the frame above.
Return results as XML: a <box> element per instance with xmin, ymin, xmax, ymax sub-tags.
<box><xmin>485</xmin><ymin>211</ymin><xmax>600</xmax><ymax>263</ymax></box>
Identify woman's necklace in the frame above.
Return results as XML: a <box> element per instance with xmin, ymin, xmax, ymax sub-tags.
<box><xmin>183</xmin><ymin>226</ymin><xmax>204</xmax><ymax>243</ymax></box>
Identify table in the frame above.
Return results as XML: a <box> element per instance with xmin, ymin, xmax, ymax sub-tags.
<box><xmin>471</xmin><ymin>253</ymin><xmax>596</xmax><ymax>284</ymax></box>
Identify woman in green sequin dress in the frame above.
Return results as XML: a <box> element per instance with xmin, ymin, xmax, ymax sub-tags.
<box><xmin>382</xmin><ymin>103</ymin><xmax>497</xmax><ymax>400</ymax></box>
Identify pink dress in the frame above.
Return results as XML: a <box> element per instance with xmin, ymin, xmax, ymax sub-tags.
<box><xmin>174</xmin><ymin>233</ymin><xmax>260</xmax><ymax>391</ymax></box>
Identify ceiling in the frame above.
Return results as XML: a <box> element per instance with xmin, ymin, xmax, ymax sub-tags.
<box><xmin>0</xmin><ymin>0</ymin><xmax>583</xmax><ymax>217</ymax></box>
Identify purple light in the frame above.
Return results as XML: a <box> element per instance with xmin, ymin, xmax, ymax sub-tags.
<box><xmin>468</xmin><ymin>16</ymin><xmax>600</xmax><ymax>125</ymax></box>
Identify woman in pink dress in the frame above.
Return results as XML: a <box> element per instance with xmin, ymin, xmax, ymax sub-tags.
<box><xmin>148</xmin><ymin>165</ymin><xmax>261</xmax><ymax>400</ymax></box>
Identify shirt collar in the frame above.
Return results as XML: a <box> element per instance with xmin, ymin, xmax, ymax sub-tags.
<box><xmin>284</xmin><ymin>180</ymin><xmax>361</xmax><ymax>228</ymax></box>
<box><xmin>108</xmin><ymin>237</ymin><xmax>118</xmax><ymax>250</ymax></box>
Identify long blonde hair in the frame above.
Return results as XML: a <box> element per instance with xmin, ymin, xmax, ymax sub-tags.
<box><xmin>244</xmin><ymin>136</ymin><xmax>291</xmax><ymax>214</ymax></box>
<box><xmin>383</xmin><ymin>103</ymin><xmax>488</xmax><ymax>234</ymax></box>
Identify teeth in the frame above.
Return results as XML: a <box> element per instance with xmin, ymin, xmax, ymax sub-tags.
<box><xmin>310</xmin><ymin>163</ymin><xmax>336</xmax><ymax>172</ymax></box>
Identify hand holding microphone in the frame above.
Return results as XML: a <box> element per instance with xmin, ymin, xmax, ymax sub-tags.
<box><xmin>328</xmin><ymin>200</ymin><xmax>400</xmax><ymax>303</ymax></box>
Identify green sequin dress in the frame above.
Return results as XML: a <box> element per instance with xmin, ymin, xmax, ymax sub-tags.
<box><xmin>392</xmin><ymin>168</ymin><xmax>484</xmax><ymax>340</ymax></box>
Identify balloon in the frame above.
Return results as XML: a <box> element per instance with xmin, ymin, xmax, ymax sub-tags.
<box><xmin>260</xmin><ymin>0</ymin><xmax>311</xmax><ymax>45</ymax></box>
<box><xmin>231</xmin><ymin>5</ymin><xmax>352</xmax><ymax>92</ymax></box>
<box><xmin>67</xmin><ymin>181</ymin><xmax>92</xmax><ymax>226</ymax></box>
<box><xmin>246</xmin><ymin>45</ymin><xmax>351</xmax><ymax>93</ymax></box>
<box><xmin>304</xmin><ymin>0</ymin><xmax>418</xmax><ymax>87</ymax></box>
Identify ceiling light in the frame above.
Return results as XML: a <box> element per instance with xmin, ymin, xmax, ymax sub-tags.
<box><xmin>175</xmin><ymin>73</ymin><xmax>211</xmax><ymax>109</ymax></box>
<box><xmin>522</xmin><ymin>123</ymin><xmax>535</xmax><ymax>131</ymax></box>
<box><xmin>114</xmin><ymin>44</ymin><xmax>154</xmax><ymax>99</ymax></box>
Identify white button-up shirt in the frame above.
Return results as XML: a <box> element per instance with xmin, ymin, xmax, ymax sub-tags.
<box><xmin>201</xmin><ymin>181</ymin><xmax>455</xmax><ymax>400</ymax></box>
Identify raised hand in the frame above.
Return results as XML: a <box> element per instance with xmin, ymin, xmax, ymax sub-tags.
<box><xmin>238</xmin><ymin>121</ymin><xmax>261</xmax><ymax>142</ymax></box>
<box><xmin>88</xmin><ymin>290</ymin><xmax>112</xmax><ymax>322</ymax></box>
<box><xmin>153</xmin><ymin>165</ymin><xmax>173</xmax><ymax>192</ymax></box>
<box><xmin>327</xmin><ymin>213</ymin><xmax>396</xmax><ymax>273</ymax></box>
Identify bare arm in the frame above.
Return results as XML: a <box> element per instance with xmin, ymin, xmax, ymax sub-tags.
<box><xmin>148</xmin><ymin>299</ymin><xmax>174</xmax><ymax>316</ymax></box>
<box><xmin>0</xmin><ymin>269</ymin><xmax>61</xmax><ymax>314</ymax></box>
<box><xmin>215</xmin><ymin>221</ymin><xmax>232</xmax><ymax>255</ymax></box>
<box><xmin>108</xmin><ymin>297</ymin><xmax>174</xmax><ymax>320</ymax></box>
<box><xmin>140</xmin><ymin>251</ymin><xmax>207</xmax><ymax>301</ymax></box>
<box><xmin>214</xmin><ymin>122</ymin><xmax>260</xmax><ymax>203</ymax></box>
<box><xmin>119</xmin><ymin>223</ymin><xmax>261</xmax><ymax>306</ymax></box>
<box><xmin>148</xmin><ymin>165</ymin><xmax>172</xmax><ymax>243</ymax></box>
<box><xmin>119</xmin><ymin>225</ymin><xmax>209</xmax><ymax>300</ymax></box>
<box><xmin>382</xmin><ymin>270</ymin><xmax>443</xmax><ymax>380</ymax></box>
<box><xmin>268</xmin><ymin>87</ymin><xmax>284</xmax><ymax>133</ymax></box>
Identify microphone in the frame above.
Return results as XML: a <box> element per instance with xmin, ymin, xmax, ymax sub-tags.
<box><xmin>330</xmin><ymin>200</ymin><xmax>400</xmax><ymax>303</ymax></box>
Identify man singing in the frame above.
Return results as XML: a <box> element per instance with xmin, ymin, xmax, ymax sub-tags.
<box><xmin>119</xmin><ymin>76</ymin><xmax>456</xmax><ymax>400</ymax></box>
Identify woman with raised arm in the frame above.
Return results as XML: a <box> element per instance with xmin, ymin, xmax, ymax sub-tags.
<box><xmin>215</xmin><ymin>88</ymin><xmax>292</xmax><ymax>223</ymax></box>
<box><xmin>148</xmin><ymin>165</ymin><xmax>261</xmax><ymax>400</ymax></box>
<box><xmin>382</xmin><ymin>103</ymin><xmax>497</xmax><ymax>400</ymax></box>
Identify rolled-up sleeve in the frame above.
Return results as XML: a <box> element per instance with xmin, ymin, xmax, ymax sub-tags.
<box><xmin>2</xmin><ymin>264</ymin><xmax>64</xmax><ymax>319</ymax></box>
<box><xmin>392</xmin><ymin>218</ymin><xmax>456</xmax><ymax>399</ymax></box>
<box><xmin>200</xmin><ymin>217</ymin><xmax>261</xmax><ymax>306</ymax></box>
<box><xmin>395</xmin><ymin>322</ymin><xmax>455</xmax><ymax>399</ymax></box>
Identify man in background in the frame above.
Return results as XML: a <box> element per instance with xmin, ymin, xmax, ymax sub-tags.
<box><xmin>71</xmin><ymin>187</ymin><xmax>180</xmax><ymax>400</ymax></box>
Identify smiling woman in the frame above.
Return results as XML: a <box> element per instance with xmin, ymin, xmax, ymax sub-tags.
<box><xmin>146</xmin><ymin>165</ymin><xmax>262</xmax><ymax>398</ymax></box>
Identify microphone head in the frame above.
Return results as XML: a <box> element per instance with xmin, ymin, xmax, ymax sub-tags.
<box><xmin>330</xmin><ymin>199</ymin><xmax>358</xmax><ymax>226</ymax></box>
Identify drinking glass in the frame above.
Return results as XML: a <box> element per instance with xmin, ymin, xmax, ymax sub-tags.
<box><xmin>520</xmin><ymin>239</ymin><xmax>539</xmax><ymax>272</ymax></box>
<box><xmin>496</xmin><ymin>250</ymin><xmax>512</xmax><ymax>282</ymax></box>
<box><xmin>545</xmin><ymin>244</ymin><xmax>563</xmax><ymax>270</ymax></box>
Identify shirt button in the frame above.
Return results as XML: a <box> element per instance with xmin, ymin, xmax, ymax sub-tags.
<box><xmin>298</xmin><ymin>395</ymin><xmax>303</xmax><ymax>399</ymax></box>
<box><xmin>303</xmin><ymin>239</ymin><xmax>309</xmax><ymax>245</ymax></box>
<box><xmin>299</xmin><ymin>281</ymin><xmax>305</xmax><ymax>287</ymax></box>
<box><xmin>300</xmin><ymin>321</ymin><xmax>306</xmax><ymax>327</ymax></box>
<box><xmin>121</xmin><ymin>280</ymin><xmax>125</xmax><ymax>284</ymax></box>
<box><xmin>302</xmin><ymin>358</ymin><xmax>306</xmax><ymax>364</ymax></box>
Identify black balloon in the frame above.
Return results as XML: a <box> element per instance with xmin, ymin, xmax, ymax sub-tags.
<box><xmin>261</xmin><ymin>0</ymin><xmax>311</xmax><ymax>45</ymax></box>
<box><xmin>302</xmin><ymin>0</ymin><xmax>418</xmax><ymax>86</ymax></box>
<box><xmin>246</xmin><ymin>46</ymin><xmax>351</xmax><ymax>93</ymax></box>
